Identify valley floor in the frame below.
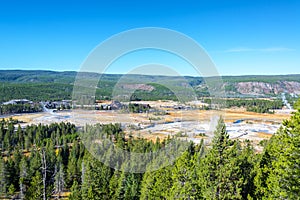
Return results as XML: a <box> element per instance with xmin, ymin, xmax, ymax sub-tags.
<box><xmin>3</xmin><ymin>101</ymin><xmax>293</xmax><ymax>151</ymax></box>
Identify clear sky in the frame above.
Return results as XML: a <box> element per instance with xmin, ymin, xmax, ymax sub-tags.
<box><xmin>0</xmin><ymin>0</ymin><xmax>299</xmax><ymax>76</ymax></box>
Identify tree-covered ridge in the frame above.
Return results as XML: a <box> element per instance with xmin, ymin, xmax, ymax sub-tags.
<box><xmin>0</xmin><ymin>70</ymin><xmax>76</xmax><ymax>83</ymax></box>
<box><xmin>0</xmin><ymin>82</ymin><xmax>73</xmax><ymax>102</ymax></box>
<box><xmin>1</xmin><ymin>70</ymin><xmax>300</xmax><ymax>84</ymax></box>
<box><xmin>1</xmin><ymin>70</ymin><xmax>300</xmax><ymax>102</ymax></box>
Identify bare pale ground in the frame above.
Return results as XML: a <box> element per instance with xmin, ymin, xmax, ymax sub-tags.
<box><xmin>6</xmin><ymin>101</ymin><xmax>292</xmax><ymax>148</ymax></box>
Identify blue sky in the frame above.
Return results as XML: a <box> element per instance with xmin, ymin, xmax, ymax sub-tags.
<box><xmin>0</xmin><ymin>0</ymin><xmax>299</xmax><ymax>76</ymax></box>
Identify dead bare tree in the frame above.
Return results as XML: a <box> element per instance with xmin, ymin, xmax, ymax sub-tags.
<box><xmin>41</xmin><ymin>148</ymin><xmax>47</xmax><ymax>200</ymax></box>
<box><xmin>53</xmin><ymin>163</ymin><xmax>65</xmax><ymax>199</ymax></box>
<box><xmin>19</xmin><ymin>158</ymin><xmax>27</xmax><ymax>200</ymax></box>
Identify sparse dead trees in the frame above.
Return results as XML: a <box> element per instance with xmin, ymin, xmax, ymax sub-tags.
<box><xmin>19</xmin><ymin>157</ymin><xmax>28</xmax><ymax>200</ymax></box>
<box><xmin>53</xmin><ymin>162</ymin><xmax>65</xmax><ymax>199</ymax></box>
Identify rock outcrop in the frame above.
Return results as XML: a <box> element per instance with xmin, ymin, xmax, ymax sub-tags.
<box><xmin>234</xmin><ymin>81</ymin><xmax>300</xmax><ymax>95</ymax></box>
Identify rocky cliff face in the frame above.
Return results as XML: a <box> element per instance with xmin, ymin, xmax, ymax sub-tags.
<box><xmin>234</xmin><ymin>81</ymin><xmax>300</xmax><ymax>96</ymax></box>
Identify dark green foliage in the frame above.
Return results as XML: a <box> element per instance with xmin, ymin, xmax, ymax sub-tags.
<box><xmin>0</xmin><ymin>103</ymin><xmax>42</xmax><ymax>115</ymax></box>
<box><xmin>0</xmin><ymin>157</ymin><xmax>7</xmax><ymax>197</ymax></box>
<box><xmin>26</xmin><ymin>171</ymin><xmax>43</xmax><ymax>200</ymax></box>
<box><xmin>169</xmin><ymin>150</ymin><xmax>198</xmax><ymax>199</ymax></box>
<box><xmin>81</xmin><ymin>153</ymin><xmax>112</xmax><ymax>199</ymax></box>
<box><xmin>0</xmin><ymin>82</ymin><xmax>73</xmax><ymax>102</ymax></box>
<box><xmin>69</xmin><ymin>180</ymin><xmax>81</xmax><ymax>199</ymax></box>
<box><xmin>130</xmin><ymin>83</ymin><xmax>178</xmax><ymax>101</ymax></box>
<box><xmin>198</xmin><ymin>118</ymin><xmax>255</xmax><ymax>199</ymax></box>
<box><xmin>204</xmin><ymin>98</ymin><xmax>283</xmax><ymax>113</ymax></box>
<box><xmin>128</xmin><ymin>103</ymin><xmax>150</xmax><ymax>113</ymax></box>
<box><xmin>0</xmin><ymin>120</ymin><xmax>78</xmax><ymax>199</ymax></box>
<box><xmin>254</xmin><ymin>108</ymin><xmax>300</xmax><ymax>199</ymax></box>
<box><xmin>113</xmin><ymin>163</ymin><xmax>142</xmax><ymax>200</ymax></box>
<box><xmin>1</xmin><ymin>70</ymin><xmax>299</xmax><ymax>102</ymax></box>
<box><xmin>1</xmin><ymin>108</ymin><xmax>300</xmax><ymax>199</ymax></box>
<box><xmin>140</xmin><ymin>165</ymin><xmax>173</xmax><ymax>199</ymax></box>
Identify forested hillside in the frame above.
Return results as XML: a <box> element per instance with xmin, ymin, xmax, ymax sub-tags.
<box><xmin>1</xmin><ymin>70</ymin><xmax>300</xmax><ymax>102</ymax></box>
<box><xmin>1</xmin><ymin>104</ymin><xmax>300</xmax><ymax>199</ymax></box>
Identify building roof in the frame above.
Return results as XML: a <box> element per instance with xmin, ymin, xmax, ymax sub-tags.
<box><xmin>2</xmin><ymin>99</ymin><xmax>33</xmax><ymax>105</ymax></box>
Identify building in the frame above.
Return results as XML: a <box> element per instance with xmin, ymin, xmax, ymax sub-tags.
<box><xmin>2</xmin><ymin>99</ymin><xmax>33</xmax><ymax>105</ymax></box>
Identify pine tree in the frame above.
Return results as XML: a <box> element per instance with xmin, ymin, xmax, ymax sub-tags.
<box><xmin>67</xmin><ymin>156</ymin><xmax>78</xmax><ymax>187</ymax></box>
<box><xmin>0</xmin><ymin>157</ymin><xmax>7</xmax><ymax>198</ymax></box>
<box><xmin>109</xmin><ymin>169</ymin><xmax>121</xmax><ymax>198</ymax></box>
<box><xmin>17</xmin><ymin>125</ymin><xmax>24</xmax><ymax>150</ymax></box>
<box><xmin>114</xmin><ymin>162</ymin><xmax>141</xmax><ymax>200</ymax></box>
<box><xmin>68</xmin><ymin>180</ymin><xmax>81</xmax><ymax>200</ymax></box>
<box><xmin>255</xmin><ymin>109</ymin><xmax>300</xmax><ymax>199</ymax></box>
<box><xmin>198</xmin><ymin>117</ymin><xmax>246</xmax><ymax>199</ymax></box>
<box><xmin>28</xmin><ymin>148</ymin><xmax>41</xmax><ymax>178</ymax></box>
<box><xmin>169</xmin><ymin>151</ymin><xmax>197</xmax><ymax>199</ymax></box>
<box><xmin>140</xmin><ymin>162</ymin><xmax>172</xmax><ymax>199</ymax></box>
<box><xmin>81</xmin><ymin>152</ymin><xmax>112</xmax><ymax>199</ymax></box>
<box><xmin>26</xmin><ymin>171</ymin><xmax>43</xmax><ymax>200</ymax></box>
<box><xmin>5</xmin><ymin>157</ymin><xmax>18</xmax><ymax>193</ymax></box>
<box><xmin>0</xmin><ymin>120</ymin><xmax>4</xmax><ymax>146</ymax></box>
<box><xmin>7</xmin><ymin>184</ymin><xmax>16</xmax><ymax>198</ymax></box>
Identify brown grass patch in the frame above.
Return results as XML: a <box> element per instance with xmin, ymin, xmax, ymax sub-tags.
<box><xmin>256</xmin><ymin>132</ymin><xmax>273</xmax><ymax>139</ymax></box>
<box><xmin>4</xmin><ymin>113</ymin><xmax>44</xmax><ymax>123</ymax></box>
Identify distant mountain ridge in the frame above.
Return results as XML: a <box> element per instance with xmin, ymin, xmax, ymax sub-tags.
<box><xmin>0</xmin><ymin>70</ymin><xmax>300</xmax><ymax>101</ymax></box>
